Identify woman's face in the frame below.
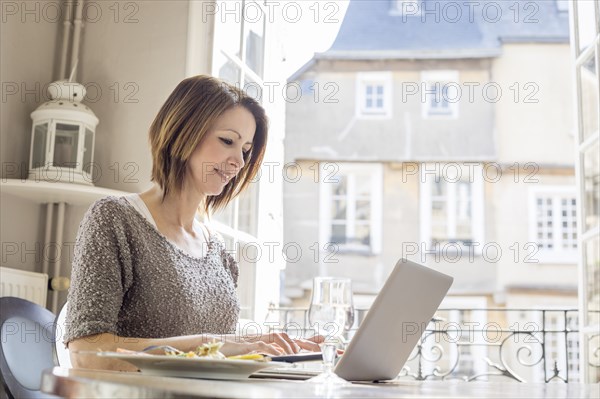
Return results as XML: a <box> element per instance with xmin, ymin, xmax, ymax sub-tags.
<box><xmin>186</xmin><ymin>106</ymin><xmax>256</xmax><ymax>197</ymax></box>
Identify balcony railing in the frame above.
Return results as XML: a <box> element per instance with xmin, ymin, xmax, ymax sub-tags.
<box><xmin>263</xmin><ymin>307</ymin><xmax>600</xmax><ymax>383</ymax></box>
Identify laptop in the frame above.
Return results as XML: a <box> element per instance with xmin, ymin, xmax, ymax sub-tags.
<box><xmin>253</xmin><ymin>258</ymin><xmax>453</xmax><ymax>381</ymax></box>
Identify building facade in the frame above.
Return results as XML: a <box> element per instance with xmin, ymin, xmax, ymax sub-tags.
<box><xmin>283</xmin><ymin>0</ymin><xmax>576</xmax><ymax>313</ymax></box>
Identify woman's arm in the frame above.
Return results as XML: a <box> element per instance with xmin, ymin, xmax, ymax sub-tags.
<box><xmin>69</xmin><ymin>332</ymin><xmax>323</xmax><ymax>371</ymax></box>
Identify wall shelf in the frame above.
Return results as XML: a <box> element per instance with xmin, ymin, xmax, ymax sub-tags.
<box><xmin>0</xmin><ymin>179</ymin><xmax>129</xmax><ymax>206</ymax></box>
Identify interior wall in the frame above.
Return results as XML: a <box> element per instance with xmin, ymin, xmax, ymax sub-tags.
<box><xmin>1</xmin><ymin>1</ymin><xmax>196</xmax><ymax>308</ymax></box>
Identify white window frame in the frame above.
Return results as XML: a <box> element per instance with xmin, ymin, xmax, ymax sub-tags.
<box><xmin>419</xmin><ymin>163</ymin><xmax>485</xmax><ymax>253</ymax></box>
<box><xmin>356</xmin><ymin>72</ymin><xmax>393</xmax><ymax>119</ymax></box>
<box><xmin>570</xmin><ymin>0</ymin><xmax>600</xmax><ymax>383</ymax></box>
<box><xmin>421</xmin><ymin>70</ymin><xmax>460</xmax><ymax>119</ymax></box>
<box><xmin>528</xmin><ymin>186</ymin><xmax>578</xmax><ymax>264</ymax></box>
<box><xmin>319</xmin><ymin>163</ymin><xmax>383</xmax><ymax>254</ymax></box>
<box><xmin>195</xmin><ymin>0</ymin><xmax>283</xmax><ymax>321</ymax></box>
<box><xmin>389</xmin><ymin>0</ymin><xmax>422</xmax><ymax>16</ymax></box>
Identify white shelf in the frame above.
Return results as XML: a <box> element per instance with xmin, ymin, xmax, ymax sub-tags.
<box><xmin>0</xmin><ymin>179</ymin><xmax>130</xmax><ymax>206</ymax></box>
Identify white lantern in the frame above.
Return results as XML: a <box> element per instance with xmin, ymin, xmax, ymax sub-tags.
<box><xmin>28</xmin><ymin>81</ymin><xmax>99</xmax><ymax>186</ymax></box>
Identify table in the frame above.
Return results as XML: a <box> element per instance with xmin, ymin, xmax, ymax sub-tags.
<box><xmin>42</xmin><ymin>367</ymin><xmax>599</xmax><ymax>398</ymax></box>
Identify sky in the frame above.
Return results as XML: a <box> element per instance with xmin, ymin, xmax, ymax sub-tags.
<box><xmin>274</xmin><ymin>1</ymin><xmax>350</xmax><ymax>78</ymax></box>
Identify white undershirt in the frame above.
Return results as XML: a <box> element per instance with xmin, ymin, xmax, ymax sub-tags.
<box><xmin>123</xmin><ymin>194</ymin><xmax>211</xmax><ymax>242</ymax></box>
<box><xmin>124</xmin><ymin>194</ymin><xmax>157</xmax><ymax>227</ymax></box>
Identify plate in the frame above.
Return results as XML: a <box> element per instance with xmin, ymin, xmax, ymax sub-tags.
<box><xmin>97</xmin><ymin>352</ymin><xmax>289</xmax><ymax>380</ymax></box>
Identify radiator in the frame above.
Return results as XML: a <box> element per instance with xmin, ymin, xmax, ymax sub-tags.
<box><xmin>0</xmin><ymin>267</ymin><xmax>48</xmax><ymax>307</ymax></box>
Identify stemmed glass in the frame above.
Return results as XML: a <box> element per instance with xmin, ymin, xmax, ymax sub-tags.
<box><xmin>307</xmin><ymin>277</ymin><xmax>354</xmax><ymax>384</ymax></box>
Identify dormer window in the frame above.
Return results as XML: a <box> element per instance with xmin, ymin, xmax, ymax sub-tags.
<box><xmin>356</xmin><ymin>72</ymin><xmax>392</xmax><ymax>119</ymax></box>
<box><xmin>421</xmin><ymin>70</ymin><xmax>460</xmax><ymax>119</ymax></box>
<box><xmin>391</xmin><ymin>0</ymin><xmax>422</xmax><ymax>16</ymax></box>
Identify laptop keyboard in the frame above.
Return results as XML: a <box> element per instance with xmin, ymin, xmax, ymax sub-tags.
<box><xmin>251</xmin><ymin>362</ymin><xmax>324</xmax><ymax>380</ymax></box>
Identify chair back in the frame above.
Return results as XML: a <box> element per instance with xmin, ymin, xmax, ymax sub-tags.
<box><xmin>53</xmin><ymin>301</ymin><xmax>72</xmax><ymax>368</ymax></box>
<box><xmin>0</xmin><ymin>297</ymin><xmax>57</xmax><ymax>399</ymax></box>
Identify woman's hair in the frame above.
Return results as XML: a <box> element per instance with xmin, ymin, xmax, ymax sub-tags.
<box><xmin>149</xmin><ymin>75</ymin><xmax>268</xmax><ymax>214</ymax></box>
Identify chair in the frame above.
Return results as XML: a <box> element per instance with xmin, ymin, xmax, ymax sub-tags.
<box><xmin>0</xmin><ymin>297</ymin><xmax>57</xmax><ymax>399</ymax></box>
<box><xmin>53</xmin><ymin>301</ymin><xmax>72</xmax><ymax>368</ymax></box>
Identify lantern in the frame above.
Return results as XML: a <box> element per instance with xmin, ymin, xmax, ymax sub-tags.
<box><xmin>28</xmin><ymin>81</ymin><xmax>99</xmax><ymax>185</ymax></box>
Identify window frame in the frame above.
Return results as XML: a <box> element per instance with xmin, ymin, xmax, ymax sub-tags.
<box><xmin>319</xmin><ymin>163</ymin><xmax>383</xmax><ymax>255</ymax></box>
<box><xmin>419</xmin><ymin>163</ymin><xmax>485</xmax><ymax>253</ymax></box>
<box><xmin>570</xmin><ymin>0</ymin><xmax>600</xmax><ymax>383</ymax></box>
<box><xmin>421</xmin><ymin>70</ymin><xmax>460</xmax><ymax>119</ymax></box>
<box><xmin>199</xmin><ymin>0</ymin><xmax>284</xmax><ymax>321</ymax></box>
<box><xmin>355</xmin><ymin>72</ymin><xmax>393</xmax><ymax>119</ymax></box>
<box><xmin>528</xmin><ymin>186</ymin><xmax>579</xmax><ymax>264</ymax></box>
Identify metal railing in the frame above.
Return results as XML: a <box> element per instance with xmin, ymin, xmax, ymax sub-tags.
<box><xmin>264</xmin><ymin>307</ymin><xmax>600</xmax><ymax>383</ymax></box>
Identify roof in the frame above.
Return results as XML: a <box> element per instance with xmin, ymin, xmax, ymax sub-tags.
<box><xmin>321</xmin><ymin>0</ymin><xmax>568</xmax><ymax>60</ymax></box>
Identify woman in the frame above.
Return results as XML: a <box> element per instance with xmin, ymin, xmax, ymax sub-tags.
<box><xmin>65</xmin><ymin>75</ymin><xmax>320</xmax><ymax>370</ymax></box>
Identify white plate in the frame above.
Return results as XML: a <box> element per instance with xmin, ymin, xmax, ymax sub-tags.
<box><xmin>97</xmin><ymin>352</ymin><xmax>289</xmax><ymax>380</ymax></box>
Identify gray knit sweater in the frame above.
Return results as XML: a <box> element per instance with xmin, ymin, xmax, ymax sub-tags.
<box><xmin>64</xmin><ymin>196</ymin><xmax>240</xmax><ymax>343</ymax></box>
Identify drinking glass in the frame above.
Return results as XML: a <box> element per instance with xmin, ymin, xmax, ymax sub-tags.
<box><xmin>307</xmin><ymin>277</ymin><xmax>354</xmax><ymax>384</ymax></box>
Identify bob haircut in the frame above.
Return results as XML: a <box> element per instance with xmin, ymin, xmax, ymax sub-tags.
<box><xmin>149</xmin><ymin>75</ymin><xmax>268</xmax><ymax>214</ymax></box>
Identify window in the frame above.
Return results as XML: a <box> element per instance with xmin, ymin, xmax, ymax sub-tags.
<box><xmin>420</xmin><ymin>163</ymin><xmax>484</xmax><ymax>251</ymax></box>
<box><xmin>421</xmin><ymin>71</ymin><xmax>460</xmax><ymax>119</ymax></box>
<box><xmin>390</xmin><ymin>0</ymin><xmax>422</xmax><ymax>16</ymax></box>
<box><xmin>210</xmin><ymin>0</ymin><xmax>267</xmax><ymax>238</ymax></box>
<box><xmin>205</xmin><ymin>0</ymin><xmax>284</xmax><ymax>321</ymax></box>
<box><xmin>570</xmin><ymin>0</ymin><xmax>600</xmax><ymax>383</ymax></box>
<box><xmin>319</xmin><ymin>163</ymin><xmax>383</xmax><ymax>253</ymax></box>
<box><xmin>528</xmin><ymin>187</ymin><xmax>578</xmax><ymax>263</ymax></box>
<box><xmin>356</xmin><ymin>72</ymin><xmax>392</xmax><ymax>118</ymax></box>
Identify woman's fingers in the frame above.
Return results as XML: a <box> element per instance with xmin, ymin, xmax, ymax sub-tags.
<box><xmin>306</xmin><ymin>335</ymin><xmax>326</xmax><ymax>344</ymax></box>
<box><xmin>252</xmin><ymin>341</ymin><xmax>284</xmax><ymax>356</ymax></box>
<box><xmin>267</xmin><ymin>332</ymin><xmax>300</xmax><ymax>354</ymax></box>
<box><xmin>235</xmin><ymin>333</ymin><xmax>326</xmax><ymax>355</ymax></box>
<box><xmin>294</xmin><ymin>337</ymin><xmax>322</xmax><ymax>352</ymax></box>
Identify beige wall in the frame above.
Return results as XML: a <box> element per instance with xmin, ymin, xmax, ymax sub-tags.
<box><xmin>284</xmin><ymin>42</ymin><xmax>577</xmax><ymax>305</ymax></box>
<box><xmin>284</xmin><ymin>161</ymin><xmax>497</xmax><ymax>295</ymax></box>
<box><xmin>493</xmin><ymin>43</ymin><xmax>575</xmax><ymax>165</ymax></box>
<box><xmin>1</xmin><ymin>2</ymin><xmax>196</xmax><ymax>306</ymax></box>
<box><xmin>493</xmin><ymin>168</ymin><xmax>578</xmax><ymax>291</ymax></box>
<box><xmin>286</xmin><ymin>58</ymin><xmax>495</xmax><ymax>162</ymax></box>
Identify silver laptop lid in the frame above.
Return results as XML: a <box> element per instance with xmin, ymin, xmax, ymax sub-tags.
<box><xmin>334</xmin><ymin>258</ymin><xmax>453</xmax><ymax>381</ymax></box>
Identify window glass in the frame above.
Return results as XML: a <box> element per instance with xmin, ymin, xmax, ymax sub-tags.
<box><xmin>31</xmin><ymin>123</ymin><xmax>48</xmax><ymax>168</ymax></box>
<box><xmin>83</xmin><ymin>128</ymin><xmax>94</xmax><ymax>174</ymax></box>
<box><xmin>585</xmin><ymin>236</ymin><xmax>599</xmax><ymax>318</ymax></box>
<box><xmin>431</xmin><ymin>175</ymin><xmax>474</xmax><ymax>246</ymax></box>
<box><xmin>211</xmin><ymin>0</ymin><xmax>267</xmax><ymax>236</ymax></box>
<box><xmin>421</xmin><ymin>71</ymin><xmax>459</xmax><ymax>118</ymax></box>
<box><xmin>357</xmin><ymin>72</ymin><xmax>392</xmax><ymax>117</ymax></box>
<box><xmin>583</xmin><ymin>141</ymin><xmax>599</xmax><ymax>231</ymax></box>
<box><xmin>533</xmin><ymin>191</ymin><xmax>578</xmax><ymax>255</ymax></box>
<box><xmin>212</xmin><ymin>0</ymin><xmax>242</xmax><ymax>84</ymax></box>
<box><xmin>578</xmin><ymin>48</ymin><xmax>598</xmax><ymax>142</ymax></box>
<box><xmin>53</xmin><ymin>123</ymin><xmax>79</xmax><ymax>168</ymax></box>
<box><xmin>576</xmin><ymin>0</ymin><xmax>599</xmax><ymax>52</ymax></box>
<box><xmin>325</xmin><ymin>166</ymin><xmax>380</xmax><ymax>252</ymax></box>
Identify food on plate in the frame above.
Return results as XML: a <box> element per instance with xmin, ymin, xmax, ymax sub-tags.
<box><xmin>227</xmin><ymin>353</ymin><xmax>268</xmax><ymax>361</ymax></box>
<box><xmin>113</xmin><ymin>341</ymin><xmax>271</xmax><ymax>362</ymax></box>
<box><xmin>164</xmin><ymin>341</ymin><xmax>271</xmax><ymax>362</ymax></box>
<box><xmin>163</xmin><ymin>341</ymin><xmax>226</xmax><ymax>359</ymax></box>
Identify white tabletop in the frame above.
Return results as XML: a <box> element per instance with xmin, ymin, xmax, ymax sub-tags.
<box><xmin>42</xmin><ymin>367</ymin><xmax>600</xmax><ymax>399</ymax></box>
